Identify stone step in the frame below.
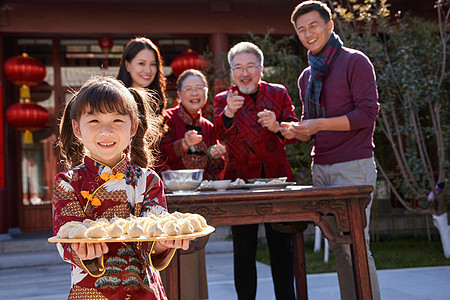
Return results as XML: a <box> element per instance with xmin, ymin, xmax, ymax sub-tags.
<box><xmin>0</xmin><ymin>232</ymin><xmax>54</xmax><ymax>255</ymax></box>
<box><xmin>0</xmin><ymin>248</ymin><xmax>65</xmax><ymax>269</ymax></box>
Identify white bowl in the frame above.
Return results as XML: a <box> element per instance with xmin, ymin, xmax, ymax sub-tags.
<box><xmin>161</xmin><ymin>169</ymin><xmax>204</xmax><ymax>193</ymax></box>
<box><xmin>212</xmin><ymin>180</ymin><xmax>232</xmax><ymax>191</ymax></box>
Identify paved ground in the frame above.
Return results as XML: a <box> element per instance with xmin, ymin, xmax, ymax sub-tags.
<box><xmin>1</xmin><ymin>229</ymin><xmax>450</xmax><ymax>299</ymax></box>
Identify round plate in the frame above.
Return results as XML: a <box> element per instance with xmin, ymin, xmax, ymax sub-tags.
<box><xmin>48</xmin><ymin>225</ymin><xmax>215</xmax><ymax>243</ymax></box>
<box><xmin>244</xmin><ymin>182</ymin><xmax>296</xmax><ymax>190</ymax></box>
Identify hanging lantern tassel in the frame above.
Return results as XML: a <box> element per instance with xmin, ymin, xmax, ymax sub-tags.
<box><xmin>98</xmin><ymin>37</ymin><xmax>114</xmax><ymax>69</ymax></box>
<box><xmin>20</xmin><ymin>85</ymin><xmax>31</xmax><ymax>99</ymax></box>
<box><xmin>23</xmin><ymin>130</ymin><xmax>33</xmax><ymax>144</ymax></box>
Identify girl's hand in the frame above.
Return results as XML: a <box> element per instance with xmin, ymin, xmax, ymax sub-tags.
<box><xmin>158</xmin><ymin>239</ymin><xmax>192</xmax><ymax>251</ymax></box>
<box><xmin>209</xmin><ymin>143</ymin><xmax>227</xmax><ymax>159</ymax></box>
<box><xmin>72</xmin><ymin>242</ymin><xmax>109</xmax><ymax>260</ymax></box>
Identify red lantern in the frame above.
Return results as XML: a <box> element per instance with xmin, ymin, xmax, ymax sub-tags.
<box><xmin>5</xmin><ymin>99</ymin><xmax>50</xmax><ymax>144</ymax></box>
<box><xmin>98</xmin><ymin>36</ymin><xmax>114</xmax><ymax>53</ymax></box>
<box><xmin>4</xmin><ymin>53</ymin><xmax>46</xmax><ymax>86</ymax></box>
<box><xmin>98</xmin><ymin>36</ymin><xmax>114</xmax><ymax>69</ymax></box>
<box><xmin>171</xmin><ymin>49</ymin><xmax>210</xmax><ymax>77</ymax></box>
<box><xmin>4</xmin><ymin>53</ymin><xmax>46</xmax><ymax>99</ymax></box>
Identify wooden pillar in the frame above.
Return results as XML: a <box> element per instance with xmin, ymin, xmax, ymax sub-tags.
<box><xmin>0</xmin><ymin>35</ymin><xmax>6</xmax><ymax>235</ymax></box>
<box><xmin>0</xmin><ymin>80</ymin><xmax>6</xmax><ymax>235</ymax></box>
<box><xmin>208</xmin><ymin>33</ymin><xmax>229</xmax><ymax>93</ymax></box>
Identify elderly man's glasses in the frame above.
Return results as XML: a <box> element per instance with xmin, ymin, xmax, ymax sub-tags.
<box><xmin>231</xmin><ymin>65</ymin><xmax>260</xmax><ymax>74</ymax></box>
<box><xmin>181</xmin><ymin>86</ymin><xmax>207</xmax><ymax>94</ymax></box>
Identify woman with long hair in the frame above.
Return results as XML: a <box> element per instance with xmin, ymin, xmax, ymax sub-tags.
<box><xmin>117</xmin><ymin>37</ymin><xmax>167</xmax><ymax>116</ymax></box>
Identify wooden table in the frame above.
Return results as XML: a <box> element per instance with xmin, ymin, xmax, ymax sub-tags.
<box><xmin>165</xmin><ymin>185</ymin><xmax>373</xmax><ymax>300</ymax></box>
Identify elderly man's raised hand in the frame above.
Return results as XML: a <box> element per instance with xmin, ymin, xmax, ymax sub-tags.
<box><xmin>224</xmin><ymin>90</ymin><xmax>245</xmax><ymax>118</ymax></box>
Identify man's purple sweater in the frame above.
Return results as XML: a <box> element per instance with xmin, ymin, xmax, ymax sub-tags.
<box><xmin>298</xmin><ymin>46</ymin><xmax>379</xmax><ymax>165</ymax></box>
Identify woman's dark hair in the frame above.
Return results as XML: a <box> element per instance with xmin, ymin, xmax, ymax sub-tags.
<box><xmin>176</xmin><ymin>69</ymin><xmax>208</xmax><ymax>91</ymax></box>
<box><xmin>291</xmin><ymin>0</ymin><xmax>332</xmax><ymax>26</ymax></box>
<box><xmin>58</xmin><ymin>76</ymin><xmax>161</xmax><ymax>170</ymax></box>
<box><xmin>117</xmin><ymin>37</ymin><xmax>167</xmax><ymax>115</ymax></box>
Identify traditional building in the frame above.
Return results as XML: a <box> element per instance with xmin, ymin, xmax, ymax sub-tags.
<box><xmin>0</xmin><ymin>0</ymin><xmax>436</xmax><ymax>234</ymax></box>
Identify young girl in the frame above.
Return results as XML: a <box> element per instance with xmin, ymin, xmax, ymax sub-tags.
<box><xmin>52</xmin><ymin>76</ymin><xmax>189</xmax><ymax>299</ymax></box>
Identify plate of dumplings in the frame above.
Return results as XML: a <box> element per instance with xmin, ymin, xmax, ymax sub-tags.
<box><xmin>48</xmin><ymin>211</ymin><xmax>215</xmax><ymax>243</ymax></box>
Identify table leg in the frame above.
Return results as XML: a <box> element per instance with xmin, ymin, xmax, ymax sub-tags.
<box><xmin>293</xmin><ymin>230</ymin><xmax>308</xmax><ymax>300</ymax></box>
<box><xmin>164</xmin><ymin>251</ymin><xmax>180</xmax><ymax>300</ymax></box>
<box><xmin>347</xmin><ymin>199</ymin><xmax>372</xmax><ymax>300</ymax></box>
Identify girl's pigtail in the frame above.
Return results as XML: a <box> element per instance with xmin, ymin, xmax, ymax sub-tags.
<box><xmin>128</xmin><ymin>88</ymin><xmax>161</xmax><ymax>168</ymax></box>
<box><xmin>58</xmin><ymin>96</ymin><xmax>85</xmax><ymax>170</ymax></box>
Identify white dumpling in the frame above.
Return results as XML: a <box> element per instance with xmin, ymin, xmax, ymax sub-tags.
<box><xmin>172</xmin><ymin>211</ymin><xmax>188</xmax><ymax>219</ymax></box>
<box><xmin>85</xmin><ymin>224</ymin><xmax>107</xmax><ymax>238</ymax></box>
<box><xmin>69</xmin><ymin>225</ymin><xmax>87</xmax><ymax>239</ymax></box>
<box><xmin>89</xmin><ymin>218</ymin><xmax>109</xmax><ymax>228</ymax></box>
<box><xmin>187</xmin><ymin>216</ymin><xmax>203</xmax><ymax>232</ymax></box>
<box><xmin>146</xmin><ymin>213</ymin><xmax>159</xmax><ymax>221</ymax></box>
<box><xmin>57</xmin><ymin>221</ymin><xmax>82</xmax><ymax>238</ymax></box>
<box><xmin>147</xmin><ymin>221</ymin><xmax>163</xmax><ymax>237</ymax></box>
<box><xmin>116</xmin><ymin>218</ymin><xmax>130</xmax><ymax>232</ymax></box>
<box><xmin>135</xmin><ymin>217</ymin><xmax>150</xmax><ymax>227</ymax></box>
<box><xmin>178</xmin><ymin>219</ymin><xmax>195</xmax><ymax>234</ymax></box>
<box><xmin>194</xmin><ymin>214</ymin><xmax>208</xmax><ymax>229</ymax></box>
<box><xmin>157</xmin><ymin>216</ymin><xmax>174</xmax><ymax>227</ymax></box>
<box><xmin>107</xmin><ymin>222</ymin><xmax>124</xmax><ymax>238</ymax></box>
<box><xmin>82</xmin><ymin>219</ymin><xmax>94</xmax><ymax>227</ymax></box>
<box><xmin>127</xmin><ymin>221</ymin><xmax>144</xmax><ymax>238</ymax></box>
<box><xmin>158</xmin><ymin>211</ymin><xmax>172</xmax><ymax>219</ymax></box>
<box><xmin>163</xmin><ymin>220</ymin><xmax>180</xmax><ymax>236</ymax></box>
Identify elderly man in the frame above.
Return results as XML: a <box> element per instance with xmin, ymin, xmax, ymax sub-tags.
<box><xmin>281</xmin><ymin>1</ymin><xmax>381</xmax><ymax>299</ymax></box>
<box><xmin>213</xmin><ymin>41</ymin><xmax>297</xmax><ymax>300</ymax></box>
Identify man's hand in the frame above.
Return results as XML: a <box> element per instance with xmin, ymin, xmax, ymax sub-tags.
<box><xmin>72</xmin><ymin>242</ymin><xmax>108</xmax><ymax>260</ymax></box>
<box><xmin>280</xmin><ymin>121</ymin><xmax>312</xmax><ymax>141</ymax></box>
<box><xmin>257</xmin><ymin>109</ymin><xmax>280</xmax><ymax>133</ymax></box>
<box><xmin>224</xmin><ymin>90</ymin><xmax>245</xmax><ymax>118</ymax></box>
<box><xmin>279</xmin><ymin>122</ymin><xmax>296</xmax><ymax>139</ymax></box>
<box><xmin>292</xmin><ymin>119</ymin><xmax>321</xmax><ymax>136</ymax></box>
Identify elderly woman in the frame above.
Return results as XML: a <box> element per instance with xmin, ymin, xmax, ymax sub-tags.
<box><xmin>160</xmin><ymin>69</ymin><xmax>226</xmax><ymax>180</ymax></box>
<box><xmin>159</xmin><ymin>69</ymin><xmax>226</xmax><ymax>300</ymax></box>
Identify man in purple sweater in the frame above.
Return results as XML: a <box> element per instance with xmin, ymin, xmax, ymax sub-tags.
<box><xmin>281</xmin><ymin>1</ymin><xmax>380</xmax><ymax>299</ymax></box>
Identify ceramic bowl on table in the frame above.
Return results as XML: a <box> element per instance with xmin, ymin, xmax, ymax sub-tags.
<box><xmin>161</xmin><ymin>169</ymin><xmax>204</xmax><ymax>193</ymax></box>
<box><xmin>212</xmin><ymin>180</ymin><xmax>232</xmax><ymax>191</ymax></box>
